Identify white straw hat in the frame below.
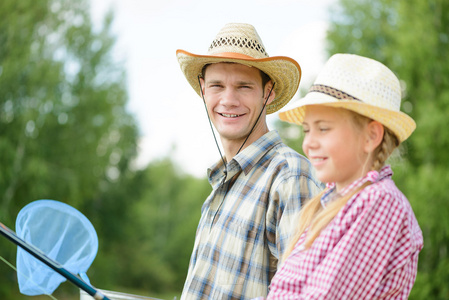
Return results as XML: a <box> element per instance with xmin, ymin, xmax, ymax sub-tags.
<box><xmin>279</xmin><ymin>53</ymin><xmax>416</xmax><ymax>142</ymax></box>
<box><xmin>176</xmin><ymin>23</ymin><xmax>302</xmax><ymax>114</ymax></box>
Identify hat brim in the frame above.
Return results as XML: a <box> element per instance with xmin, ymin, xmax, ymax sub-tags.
<box><xmin>177</xmin><ymin>49</ymin><xmax>301</xmax><ymax>114</ymax></box>
<box><xmin>279</xmin><ymin>91</ymin><xmax>416</xmax><ymax>142</ymax></box>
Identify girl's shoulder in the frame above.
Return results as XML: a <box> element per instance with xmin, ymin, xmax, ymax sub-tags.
<box><xmin>354</xmin><ymin>177</ymin><xmax>423</xmax><ymax>245</ymax></box>
<box><xmin>362</xmin><ymin>177</ymin><xmax>405</xmax><ymax>200</ymax></box>
<box><xmin>350</xmin><ymin>177</ymin><xmax>414</xmax><ymax>218</ymax></box>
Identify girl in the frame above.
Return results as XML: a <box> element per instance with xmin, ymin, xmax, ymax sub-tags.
<box><xmin>266</xmin><ymin>54</ymin><xmax>423</xmax><ymax>299</ymax></box>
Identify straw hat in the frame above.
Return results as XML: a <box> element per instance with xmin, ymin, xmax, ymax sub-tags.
<box><xmin>279</xmin><ymin>53</ymin><xmax>416</xmax><ymax>142</ymax></box>
<box><xmin>176</xmin><ymin>23</ymin><xmax>302</xmax><ymax>114</ymax></box>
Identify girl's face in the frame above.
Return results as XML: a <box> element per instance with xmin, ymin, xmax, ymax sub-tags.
<box><xmin>302</xmin><ymin>105</ymin><xmax>370</xmax><ymax>192</ymax></box>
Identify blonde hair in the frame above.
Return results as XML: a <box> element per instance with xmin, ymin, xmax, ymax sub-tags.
<box><xmin>282</xmin><ymin>110</ymin><xmax>400</xmax><ymax>260</ymax></box>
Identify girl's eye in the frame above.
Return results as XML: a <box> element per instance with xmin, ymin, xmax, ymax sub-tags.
<box><xmin>319</xmin><ymin>128</ymin><xmax>329</xmax><ymax>132</ymax></box>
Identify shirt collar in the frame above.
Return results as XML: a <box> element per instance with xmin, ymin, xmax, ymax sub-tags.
<box><xmin>321</xmin><ymin>165</ymin><xmax>393</xmax><ymax>207</ymax></box>
<box><xmin>207</xmin><ymin>130</ymin><xmax>282</xmax><ymax>187</ymax></box>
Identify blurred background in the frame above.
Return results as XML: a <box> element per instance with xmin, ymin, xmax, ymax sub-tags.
<box><xmin>0</xmin><ymin>0</ymin><xmax>448</xmax><ymax>299</ymax></box>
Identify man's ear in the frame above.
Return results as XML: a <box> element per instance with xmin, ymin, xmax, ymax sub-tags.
<box><xmin>364</xmin><ymin>121</ymin><xmax>384</xmax><ymax>152</ymax></box>
<box><xmin>264</xmin><ymin>81</ymin><xmax>276</xmax><ymax>105</ymax></box>
<box><xmin>199</xmin><ymin>77</ymin><xmax>206</xmax><ymax>96</ymax></box>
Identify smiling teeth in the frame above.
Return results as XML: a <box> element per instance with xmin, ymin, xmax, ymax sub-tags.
<box><xmin>313</xmin><ymin>158</ymin><xmax>325</xmax><ymax>161</ymax></box>
<box><xmin>222</xmin><ymin>113</ymin><xmax>240</xmax><ymax>118</ymax></box>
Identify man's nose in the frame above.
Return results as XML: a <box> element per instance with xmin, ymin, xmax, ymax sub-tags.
<box><xmin>220</xmin><ymin>88</ymin><xmax>240</xmax><ymax>107</ymax></box>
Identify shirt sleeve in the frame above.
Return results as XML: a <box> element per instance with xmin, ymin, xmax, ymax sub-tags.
<box><xmin>299</xmin><ymin>189</ymin><xmax>420</xmax><ymax>299</ymax></box>
<box><xmin>266</xmin><ymin>172</ymin><xmax>322</xmax><ymax>262</ymax></box>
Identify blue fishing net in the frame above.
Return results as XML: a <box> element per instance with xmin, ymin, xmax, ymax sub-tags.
<box><xmin>15</xmin><ymin>199</ymin><xmax>98</xmax><ymax>295</ymax></box>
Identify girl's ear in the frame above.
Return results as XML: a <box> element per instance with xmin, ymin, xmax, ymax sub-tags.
<box><xmin>364</xmin><ymin>121</ymin><xmax>384</xmax><ymax>152</ymax></box>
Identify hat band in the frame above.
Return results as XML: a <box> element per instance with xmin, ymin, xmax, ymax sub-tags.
<box><xmin>209</xmin><ymin>52</ymin><xmax>258</xmax><ymax>60</ymax></box>
<box><xmin>309</xmin><ymin>84</ymin><xmax>362</xmax><ymax>102</ymax></box>
<box><xmin>209</xmin><ymin>36</ymin><xmax>268</xmax><ymax>57</ymax></box>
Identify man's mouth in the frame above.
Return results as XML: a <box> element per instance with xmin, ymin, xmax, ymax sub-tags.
<box><xmin>219</xmin><ymin>113</ymin><xmax>243</xmax><ymax>118</ymax></box>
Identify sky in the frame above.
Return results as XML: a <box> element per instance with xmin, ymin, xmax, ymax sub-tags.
<box><xmin>90</xmin><ymin>0</ymin><xmax>337</xmax><ymax>177</ymax></box>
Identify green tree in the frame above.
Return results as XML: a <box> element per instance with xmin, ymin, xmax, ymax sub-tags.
<box><xmin>274</xmin><ymin>86</ymin><xmax>309</xmax><ymax>156</ymax></box>
<box><xmin>0</xmin><ymin>0</ymin><xmax>138</xmax><ymax>297</ymax></box>
<box><xmin>77</xmin><ymin>157</ymin><xmax>209</xmax><ymax>299</ymax></box>
<box><xmin>324</xmin><ymin>0</ymin><xmax>448</xmax><ymax>298</ymax></box>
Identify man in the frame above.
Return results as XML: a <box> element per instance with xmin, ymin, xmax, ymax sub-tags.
<box><xmin>176</xmin><ymin>23</ymin><xmax>322</xmax><ymax>299</ymax></box>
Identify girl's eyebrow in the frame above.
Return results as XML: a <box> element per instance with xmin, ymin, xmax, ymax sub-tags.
<box><xmin>303</xmin><ymin>119</ymin><xmax>333</xmax><ymax>126</ymax></box>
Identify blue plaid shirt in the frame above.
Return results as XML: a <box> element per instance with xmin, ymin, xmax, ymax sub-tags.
<box><xmin>181</xmin><ymin>131</ymin><xmax>322</xmax><ymax>300</ymax></box>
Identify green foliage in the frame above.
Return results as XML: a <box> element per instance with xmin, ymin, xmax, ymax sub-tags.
<box><xmin>0</xmin><ymin>0</ymin><xmax>142</xmax><ymax>297</ymax></box>
<box><xmin>0</xmin><ymin>0</ymin><xmax>138</xmax><ymax>218</ymax></box>
<box><xmin>274</xmin><ymin>86</ymin><xmax>308</xmax><ymax>156</ymax></box>
<box><xmin>90</xmin><ymin>158</ymin><xmax>209</xmax><ymax>295</ymax></box>
<box><xmin>0</xmin><ymin>0</ymin><xmax>210</xmax><ymax>298</ymax></box>
<box><xmin>324</xmin><ymin>0</ymin><xmax>449</xmax><ymax>298</ymax></box>
<box><xmin>274</xmin><ymin>119</ymin><xmax>304</xmax><ymax>155</ymax></box>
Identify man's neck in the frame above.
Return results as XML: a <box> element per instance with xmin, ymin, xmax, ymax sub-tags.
<box><xmin>221</xmin><ymin>129</ymin><xmax>270</xmax><ymax>163</ymax></box>
<box><xmin>222</xmin><ymin>141</ymin><xmax>244</xmax><ymax>163</ymax></box>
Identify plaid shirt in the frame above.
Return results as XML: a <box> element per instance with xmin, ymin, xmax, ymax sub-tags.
<box><xmin>181</xmin><ymin>131</ymin><xmax>322</xmax><ymax>300</ymax></box>
<box><xmin>266</xmin><ymin>165</ymin><xmax>423</xmax><ymax>299</ymax></box>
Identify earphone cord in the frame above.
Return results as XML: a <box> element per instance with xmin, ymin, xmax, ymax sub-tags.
<box><xmin>197</xmin><ymin>76</ymin><xmax>275</xmax><ymax>174</ymax></box>
<box><xmin>235</xmin><ymin>82</ymin><xmax>275</xmax><ymax>156</ymax></box>
<box><xmin>198</xmin><ymin>76</ymin><xmax>228</xmax><ymax>176</ymax></box>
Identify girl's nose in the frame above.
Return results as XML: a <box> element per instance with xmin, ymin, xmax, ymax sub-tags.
<box><xmin>302</xmin><ymin>131</ymin><xmax>318</xmax><ymax>152</ymax></box>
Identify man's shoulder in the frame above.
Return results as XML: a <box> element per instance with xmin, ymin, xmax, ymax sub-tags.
<box><xmin>266</xmin><ymin>142</ymin><xmax>313</xmax><ymax>176</ymax></box>
<box><xmin>270</xmin><ymin>142</ymin><xmax>309</xmax><ymax>163</ymax></box>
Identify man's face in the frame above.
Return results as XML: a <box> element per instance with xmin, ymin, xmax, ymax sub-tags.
<box><xmin>200</xmin><ymin>63</ymin><xmax>274</xmax><ymax>148</ymax></box>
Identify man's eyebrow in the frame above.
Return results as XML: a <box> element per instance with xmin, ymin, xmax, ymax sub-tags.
<box><xmin>205</xmin><ymin>79</ymin><xmax>223</xmax><ymax>84</ymax></box>
<box><xmin>236</xmin><ymin>80</ymin><xmax>257</xmax><ymax>86</ymax></box>
<box><xmin>205</xmin><ymin>79</ymin><xmax>257</xmax><ymax>86</ymax></box>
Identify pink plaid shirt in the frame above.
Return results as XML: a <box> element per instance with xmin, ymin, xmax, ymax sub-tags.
<box><xmin>265</xmin><ymin>165</ymin><xmax>423</xmax><ymax>299</ymax></box>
